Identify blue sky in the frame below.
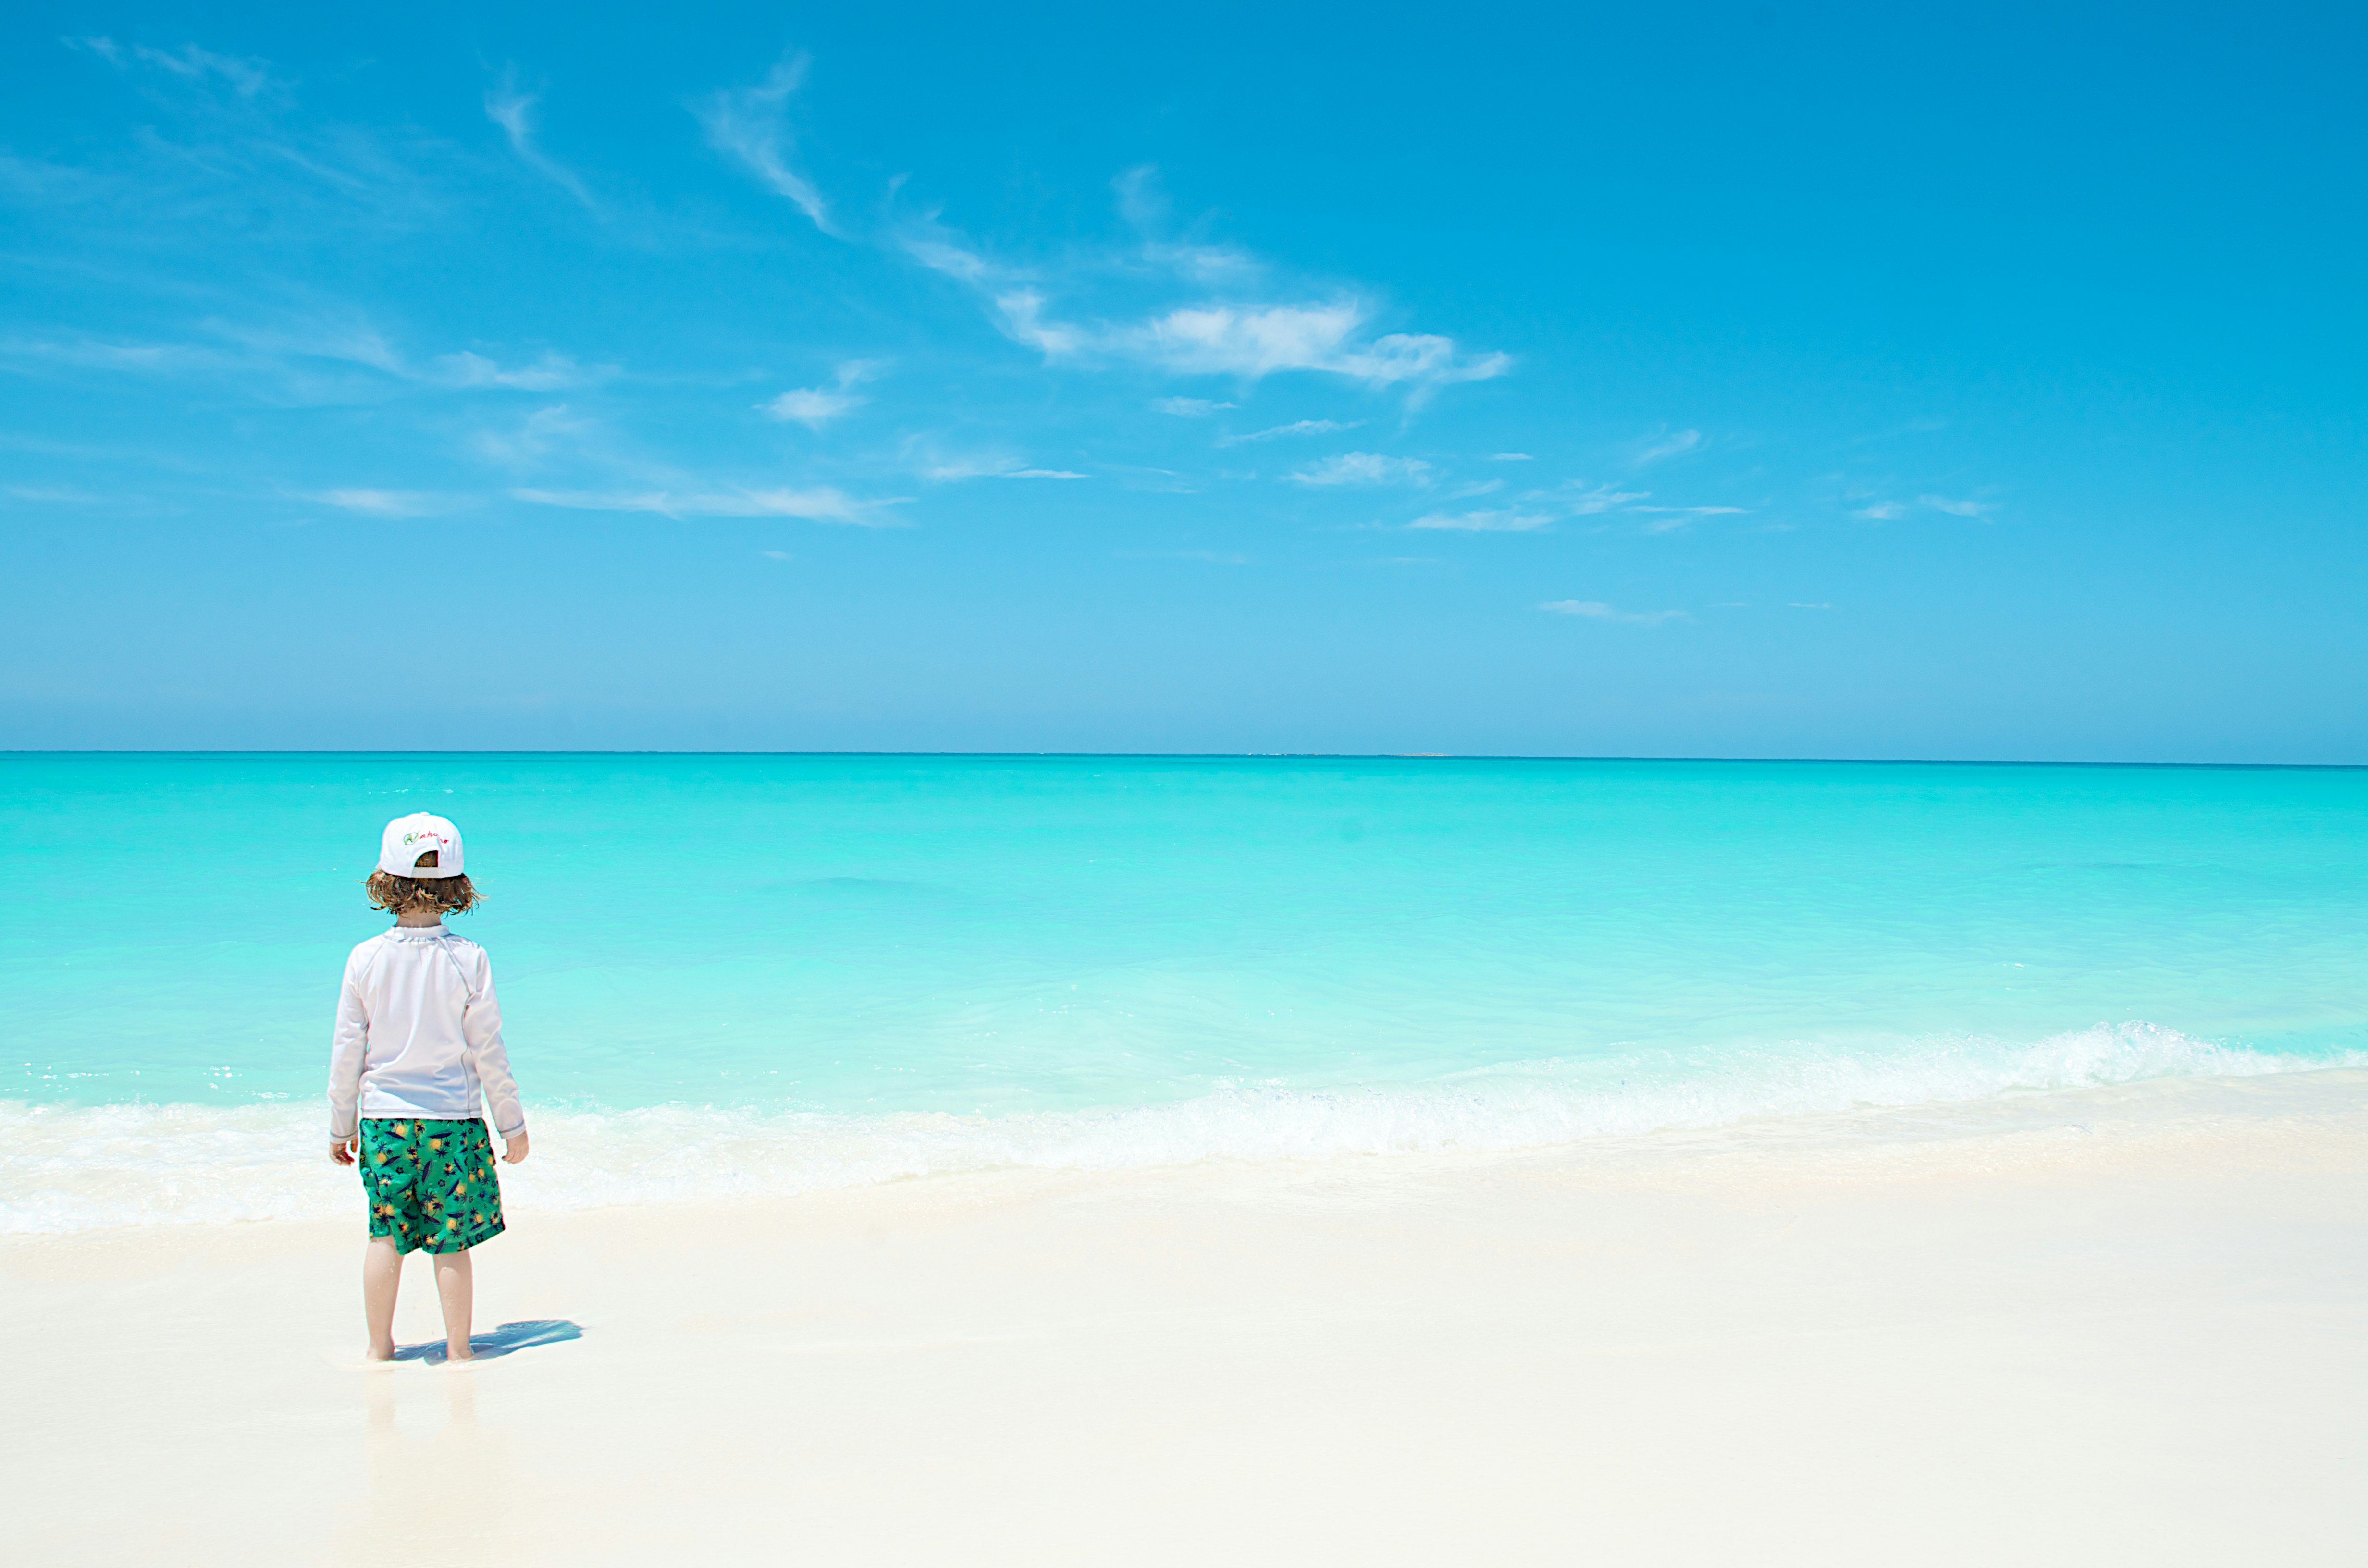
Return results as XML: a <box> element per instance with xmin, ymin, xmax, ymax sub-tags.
<box><xmin>2</xmin><ymin>2</ymin><xmax>2362</xmax><ymax>759</ymax></box>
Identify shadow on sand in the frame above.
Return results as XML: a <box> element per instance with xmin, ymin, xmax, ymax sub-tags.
<box><xmin>392</xmin><ymin>1319</ymin><xmax>584</xmax><ymax>1365</ymax></box>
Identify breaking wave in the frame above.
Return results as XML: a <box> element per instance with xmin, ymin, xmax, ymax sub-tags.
<box><xmin>0</xmin><ymin>1021</ymin><xmax>2348</xmax><ymax>1234</ymax></box>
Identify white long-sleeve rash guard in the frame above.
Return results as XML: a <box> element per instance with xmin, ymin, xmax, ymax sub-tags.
<box><xmin>328</xmin><ymin>924</ymin><xmax>527</xmax><ymax>1139</ymax></box>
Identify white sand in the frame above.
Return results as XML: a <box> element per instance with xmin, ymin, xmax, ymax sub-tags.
<box><xmin>7</xmin><ymin>1069</ymin><xmax>2366</xmax><ymax>1566</ymax></box>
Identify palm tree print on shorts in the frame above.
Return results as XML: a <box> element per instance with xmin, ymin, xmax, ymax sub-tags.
<box><xmin>358</xmin><ymin>1117</ymin><xmax>506</xmax><ymax>1254</ymax></box>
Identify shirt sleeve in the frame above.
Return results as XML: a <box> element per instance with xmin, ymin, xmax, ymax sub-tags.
<box><xmin>464</xmin><ymin>951</ymin><xmax>527</xmax><ymax>1137</ymax></box>
<box><xmin>328</xmin><ymin>949</ymin><xmax>369</xmax><ymax>1139</ymax></box>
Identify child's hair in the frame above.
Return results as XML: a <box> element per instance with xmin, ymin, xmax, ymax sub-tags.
<box><xmin>364</xmin><ymin>849</ymin><xmax>482</xmax><ymax>917</ymax></box>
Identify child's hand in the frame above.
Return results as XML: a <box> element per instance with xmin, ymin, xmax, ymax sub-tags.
<box><xmin>503</xmin><ymin>1131</ymin><xmax>530</xmax><ymax>1165</ymax></box>
<box><xmin>330</xmin><ymin>1136</ymin><xmax>357</xmax><ymax>1166</ymax></box>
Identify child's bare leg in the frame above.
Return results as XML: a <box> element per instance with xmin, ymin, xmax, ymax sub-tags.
<box><xmin>362</xmin><ymin>1237</ymin><xmax>403</xmax><ymax>1360</ymax></box>
<box><xmin>432</xmin><ymin>1247</ymin><xmax>474</xmax><ymax>1361</ymax></box>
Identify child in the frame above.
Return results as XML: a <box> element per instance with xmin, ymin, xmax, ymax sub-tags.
<box><xmin>329</xmin><ymin>812</ymin><xmax>529</xmax><ymax>1363</ymax></box>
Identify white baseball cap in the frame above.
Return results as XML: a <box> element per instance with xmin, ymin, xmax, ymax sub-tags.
<box><xmin>379</xmin><ymin>813</ymin><xmax>465</xmax><ymax>879</ymax></box>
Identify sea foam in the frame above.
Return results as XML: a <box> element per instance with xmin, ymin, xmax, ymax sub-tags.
<box><xmin>1</xmin><ymin>1021</ymin><xmax>2341</xmax><ymax>1235</ymax></box>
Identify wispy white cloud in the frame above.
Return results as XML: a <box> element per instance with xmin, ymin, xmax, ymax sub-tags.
<box><xmin>1105</xmin><ymin>464</ymin><xmax>1197</xmax><ymax>494</ymax></box>
<box><xmin>1111</xmin><ymin>164</ymin><xmax>1171</xmax><ymax>233</ymax></box>
<box><xmin>904</xmin><ymin>204</ymin><xmax>1509</xmax><ymax>399</ymax></box>
<box><xmin>306</xmin><ymin>488</ymin><xmax>452</xmax><ymax>517</ymax></box>
<box><xmin>0</xmin><ymin>150</ymin><xmax>99</xmax><ymax>204</ymax></box>
<box><xmin>695</xmin><ymin>51</ymin><xmax>834</xmax><ymax>235</ymax></box>
<box><xmin>1789</xmin><ymin>601</ymin><xmax>1833</xmax><ymax>610</ymax></box>
<box><xmin>900</xmin><ymin>219</ymin><xmax>995</xmax><ymax>284</ymax></box>
<box><xmin>472</xmin><ymin>405</ymin><xmax>598</xmax><ymax>467</ymax></box>
<box><xmin>485</xmin><ymin>76</ymin><xmax>597</xmax><ymax>212</ymax></box>
<box><xmin>433</xmin><ymin>350</ymin><xmax>603</xmax><ymax>391</ymax></box>
<box><xmin>1220</xmin><ymin>418</ymin><xmax>1360</xmax><ymax>445</ymax></box>
<box><xmin>1441</xmin><ymin>478</ymin><xmax>1504</xmax><ymax>499</ymax></box>
<box><xmin>203</xmin><ymin>318</ymin><xmax>408</xmax><ymax>377</ymax></box>
<box><xmin>1634</xmin><ymin>429</ymin><xmax>1703</xmax><ymax>465</ymax></box>
<box><xmin>511</xmin><ymin>485</ymin><xmax>898</xmax><ymax>525</ymax></box>
<box><xmin>1562</xmin><ymin>482</ymin><xmax>1649</xmax><ymax>514</ymax></box>
<box><xmin>0</xmin><ymin>334</ymin><xmax>227</xmax><ymax>374</ymax></box>
<box><xmin>1489</xmin><ymin>452</ymin><xmax>1534</xmax><ymax>462</ymax></box>
<box><xmin>1851</xmin><ymin>494</ymin><xmax>1995</xmax><ymax>521</ymax></box>
<box><xmin>1541</xmin><ymin>599</ymin><xmax>1688</xmax><ymax>625</ymax></box>
<box><xmin>141</xmin><ymin>42</ymin><xmax>270</xmax><ymax>96</ymax></box>
<box><xmin>68</xmin><ymin>37</ymin><xmax>271</xmax><ymax>97</ymax></box>
<box><xmin>1410</xmin><ymin>508</ymin><xmax>1552</xmax><ymax>532</ymax></box>
<box><xmin>1187</xmin><ymin>306</ymin><xmax>1488</xmax><ymax>384</ymax></box>
<box><xmin>1631</xmin><ymin>504</ymin><xmax>1748</xmax><ymax>534</ymax></box>
<box><xmin>6</xmin><ymin>323</ymin><xmax>607</xmax><ymax>400</ymax></box>
<box><xmin>1112</xmin><ymin>302</ymin><xmax>1507</xmax><ymax>392</ymax></box>
<box><xmin>910</xmin><ymin>448</ymin><xmax>1013</xmax><ymax>482</ymax></box>
<box><xmin>211</xmin><ymin>315</ymin><xmax>611</xmax><ymax>392</ymax></box>
<box><xmin>44</xmin><ymin>40</ymin><xmax>453</xmax><ymax>249</ymax></box>
<box><xmin>1111</xmin><ymin>166</ymin><xmax>1261</xmax><ymax>284</ymax></box>
<box><xmin>1151</xmin><ymin>396</ymin><xmax>1232</xmax><ymax>416</ymax></box>
<box><xmin>758</xmin><ymin>359</ymin><xmax>881</xmax><ymax>427</ymax></box>
<box><xmin>1</xmin><ymin>484</ymin><xmax>107</xmax><ymax>504</ymax></box>
<box><xmin>1288</xmin><ymin>452</ymin><xmax>1432</xmax><ymax>487</ymax></box>
<box><xmin>62</xmin><ymin>36</ymin><xmax>123</xmax><ymax>66</ymax></box>
<box><xmin>921</xmin><ymin>459</ymin><xmax>1007</xmax><ymax>482</ymax></box>
<box><xmin>762</xmin><ymin>387</ymin><xmax>858</xmax><ymax>424</ymax></box>
<box><xmin>902</xmin><ymin>439</ymin><xmax>1082</xmax><ymax>482</ymax></box>
<box><xmin>1536</xmin><ymin>482</ymin><xmax>1739</xmax><ymax>531</ymax></box>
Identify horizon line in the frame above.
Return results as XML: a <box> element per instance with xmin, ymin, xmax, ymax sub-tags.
<box><xmin>2</xmin><ymin>750</ymin><xmax>2362</xmax><ymax>772</ymax></box>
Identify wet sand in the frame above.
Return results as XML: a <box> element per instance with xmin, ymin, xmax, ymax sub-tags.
<box><xmin>6</xmin><ymin>1070</ymin><xmax>2366</xmax><ymax>1565</ymax></box>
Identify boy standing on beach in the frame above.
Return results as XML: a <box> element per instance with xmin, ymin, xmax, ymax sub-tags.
<box><xmin>329</xmin><ymin>813</ymin><xmax>529</xmax><ymax>1363</ymax></box>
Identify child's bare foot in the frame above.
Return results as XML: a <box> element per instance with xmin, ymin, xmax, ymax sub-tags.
<box><xmin>445</xmin><ymin>1345</ymin><xmax>474</xmax><ymax>1362</ymax></box>
<box><xmin>365</xmin><ymin>1347</ymin><xmax>395</xmax><ymax>1363</ymax></box>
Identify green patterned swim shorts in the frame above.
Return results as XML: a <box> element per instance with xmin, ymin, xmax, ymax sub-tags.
<box><xmin>359</xmin><ymin>1117</ymin><xmax>506</xmax><ymax>1255</ymax></box>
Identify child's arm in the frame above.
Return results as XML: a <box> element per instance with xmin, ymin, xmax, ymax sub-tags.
<box><xmin>463</xmin><ymin>951</ymin><xmax>529</xmax><ymax>1162</ymax></box>
<box><xmin>328</xmin><ymin>950</ymin><xmax>368</xmax><ymax>1164</ymax></box>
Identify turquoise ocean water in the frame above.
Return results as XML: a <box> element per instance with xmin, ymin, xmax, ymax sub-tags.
<box><xmin>5</xmin><ymin>753</ymin><xmax>2364</xmax><ymax>1230</ymax></box>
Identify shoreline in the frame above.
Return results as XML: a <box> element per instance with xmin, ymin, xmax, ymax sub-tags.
<box><xmin>9</xmin><ymin>1049</ymin><xmax>2358</xmax><ymax>1237</ymax></box>
<box><xmin>9</xmin><ymin>1069</ymin><xmax>2367</xmax><ymax>1563</ymax></box>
